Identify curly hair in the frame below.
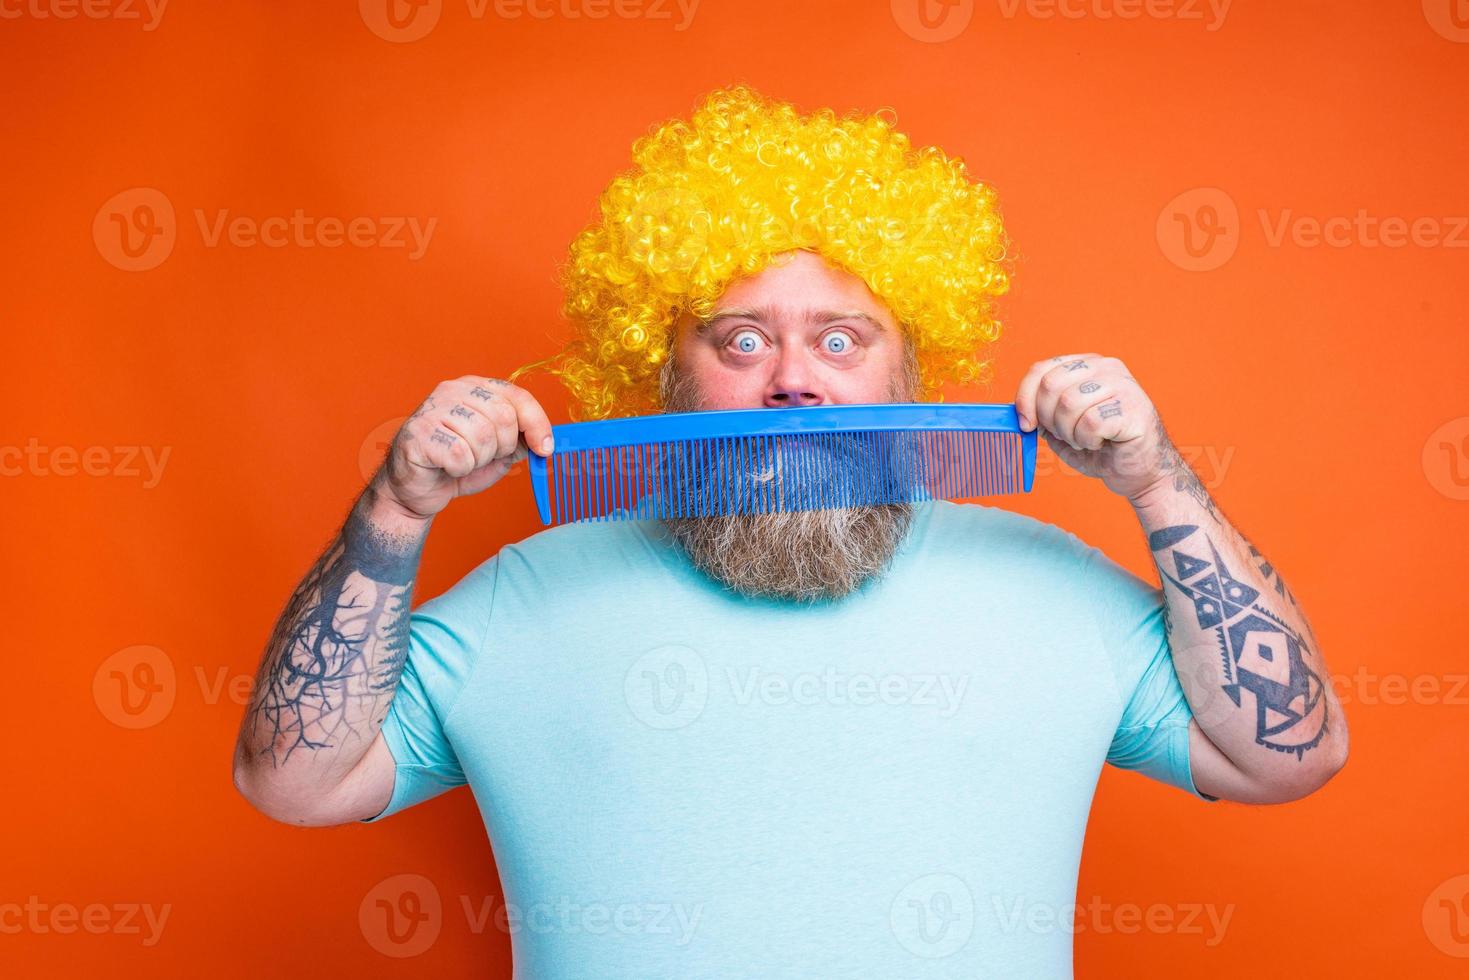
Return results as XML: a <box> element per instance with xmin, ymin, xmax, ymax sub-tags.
<box><xmin>514</xmin><ymin>85</ymin><xmax>1014</xmax><ymax>420</ymax></box>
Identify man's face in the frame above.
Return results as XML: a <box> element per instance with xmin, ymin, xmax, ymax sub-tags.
<box><xmin>658</xmin><ymin>250</ymin><xmax>919</xmax><ymax>604</ymax></box>
<box><xmin>669</xmin><ymin>249</ymin><xmax>913</xmax><ymax>410</ymax></box>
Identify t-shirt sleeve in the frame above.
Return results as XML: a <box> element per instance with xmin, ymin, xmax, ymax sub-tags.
<box><xmin>1081</xmin><ymin>545</ymin><xmax>1219</xmax><ymax>803</ymax></box>
<box><xmin>361</xmin><ymin>555</ymin><xmax>498</xmax><ymax>823</ymax></box>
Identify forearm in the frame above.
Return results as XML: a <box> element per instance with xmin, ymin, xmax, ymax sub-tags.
<box><xmin>233</xmin><ymin>484</ymin><xmax>431</xmax><ymax>807</ymax></box>
<box><xmin>1127</xmin><ymin>450</ymin><xmax>1347</xmax><ymax>795</ymax></box>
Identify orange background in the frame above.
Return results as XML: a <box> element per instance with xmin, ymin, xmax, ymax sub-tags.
<box><xmin>3</xmin><ymin>0</ymin><xmax>1467</xmax><ymax>975</ymax></box>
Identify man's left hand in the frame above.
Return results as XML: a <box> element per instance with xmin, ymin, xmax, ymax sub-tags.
<box><xmin>1014</xmin><ymin>353</ymin><xmax>1172</xmax><ymax>501</ymax></box>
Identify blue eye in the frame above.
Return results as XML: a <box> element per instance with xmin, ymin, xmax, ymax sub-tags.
<box><xmin>823</xmin><ymin>332</ymin><xmax>853</xmax><ymax>354</ymax></box>
<box><xmin>731</xmin><ymin>330</ymin><xmax>762</xmax><ymax>354</ymax></box>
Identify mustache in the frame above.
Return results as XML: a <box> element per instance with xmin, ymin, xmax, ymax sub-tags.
<box><xmin>655</xmin><ymin>430</ymin><xmax>925</xmax><ymax>516</ymax></box>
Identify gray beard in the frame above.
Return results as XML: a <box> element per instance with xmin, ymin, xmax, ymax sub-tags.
<box><xmin>657</xmin><ymin>363</ymin><xmax>916</xmax><ymax>604</ymax></box>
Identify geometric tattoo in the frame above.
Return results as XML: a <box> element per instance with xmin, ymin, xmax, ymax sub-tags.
<box><xmin>1149</xmin><ymin>523</ymin><xmax>1328</xmax><ymax>760</ymax></box>
<box><xmin>245</xmin><ymin>510</ymin><xmax>420</xmax><ymax>767</ymax></box>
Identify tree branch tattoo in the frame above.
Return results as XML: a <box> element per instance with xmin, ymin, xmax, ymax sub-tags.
<box><xmin>244</xmin><ymin>506</ymin><xmax>422</xmax><ymax>767</ymax></box>
<box><xmin>1149</xmin><ymin>524</ymin><xmax>1328</xmax><ymax>760</ymax></box>
<box><xmin>1151</xmin><ymin>416</ymin><xmax>1221</xmax><ymax>524</ymax></box>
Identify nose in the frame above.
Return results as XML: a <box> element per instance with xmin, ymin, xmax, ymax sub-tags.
<box><xmin>764</xmin><ymin>345</ymin><xmax>824</xmax><ymax>407</ymax></box>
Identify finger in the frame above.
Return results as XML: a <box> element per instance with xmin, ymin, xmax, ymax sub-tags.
<box><xmin>457</xmin><ymin>451</ymin><xmax>524</xmax><ymax>496</ymax></box>
<box><xmin>421</xmin><ymin>422</ymin><xmax>477</xmax><ymax>479</ymax></box>
<box><xmin>1053</xmin><ymin>380</ymin><xmax>1115</xmax><ymax>449</ymax></box>
<box><xmin>461</xmin><ymin>377</ymin><xmax>556</xmax><ymax>456</ymax></box>
<box><xmin>1041</xmin><ymin>428</ymin><xmax>1084</xmax><ymax>470</ymax></box>
<box><xmin>1034</xmin><ymin>356</ymin><xmax>1100</xmax><ymax>447</ymax></box>
<box><xmin>438</xmin><ymin>401</ymin><xmax>500</xmax><ymax>470</ymax></box>
<box><xmin>483</xmin><ymin>392</ymin><xmax>523</xmax><ymax>463</ymax></box>
<box><xmin>1015</xmin><ymin>354</ymin><xmax>1092</xmax><ymax>432</ymax></box>
<box><xmin>1072</xmin><ymin>396</ymin><xmax>1132</xmax><ymax>451</ymax></box>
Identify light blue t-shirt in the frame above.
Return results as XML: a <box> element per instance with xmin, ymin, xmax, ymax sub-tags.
<box><xmin>366</xmin><ymin>499</ymin><xmax>1214</xmax><ymax>977</ymax></box>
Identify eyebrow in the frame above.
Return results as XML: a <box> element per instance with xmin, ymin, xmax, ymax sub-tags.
<box><xmin>695</xmin><ymin>305</ymin><xmax>887</xmax><ymax>335</ymax></box>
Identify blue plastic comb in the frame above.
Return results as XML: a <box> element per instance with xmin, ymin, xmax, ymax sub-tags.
<box><xmin>526</xmin><ymin>402</ymin><xmax>1037</xmax><ymax>526</ymax></box>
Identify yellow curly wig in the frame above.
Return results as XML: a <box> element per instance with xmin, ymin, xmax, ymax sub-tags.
<box><xmin>515</xmin><ymin>84</ymin><xmax>1013</xmax><ymax>421</ymax></box>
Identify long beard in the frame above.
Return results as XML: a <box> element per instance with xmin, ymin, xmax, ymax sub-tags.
<box><xmin>657</xmin><ymin>365</ymin><xmax>916</xmax><ymax>604</ymax></box>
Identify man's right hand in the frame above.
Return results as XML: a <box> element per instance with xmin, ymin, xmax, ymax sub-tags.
<box><xmin>373</xmin><ymin>376</ymin><xmax>556</xmax><ymax>520</ymax></box>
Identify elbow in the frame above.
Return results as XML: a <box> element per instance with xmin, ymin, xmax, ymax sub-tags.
<box><xmin>1258</xmin><ymin>731</ymin><xmax>1350</xmax><ymax>804</ymax></box>
<box><xmin>232</xmin><ymin>754</ymin><xmax>292</xmax><ymax>824</ymax></box>
<box><xmin>231</xmin><ymin>752</ymin><xmax>331</xmax><ymax>827</ymax></box>
<box><xmin>231</xmin><ymin>743</ymin><xmax>378</xmax><ymax>828</ymax></box>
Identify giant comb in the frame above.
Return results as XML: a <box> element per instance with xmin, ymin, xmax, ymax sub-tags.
<box><xmin>526</xmin><ymin>402</ymin><xmax>1037</xmax><ymax>526</ymax></box>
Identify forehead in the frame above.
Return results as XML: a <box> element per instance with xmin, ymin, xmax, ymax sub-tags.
<box><xmin>701</xmin><ymin>250</ymin><xmax>896</xmax><ymax>325</ymax></box>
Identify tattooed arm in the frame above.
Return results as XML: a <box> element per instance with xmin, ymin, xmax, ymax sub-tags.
<box><xmin>1127</xmin><ymin>461</ymin><xmax>1346</xmax><ymax>803</ymax></box>
<box><xmin>232</xmin><ymin>490</ymin><xmax>428</xmax><ymax>825</ymax></box>
<box><xmin>232</xmin><ymin>376</ymin><xmax>554</xmax><ymax>825</ymax></box>
<box><xmin>1017</xmin><ymin>354</ymin><xmax>1348</xmax><ymax>804</ymax></box>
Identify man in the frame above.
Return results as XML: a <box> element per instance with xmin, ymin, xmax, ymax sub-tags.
<box><xmin>233</xmin><ymin>87</ymin><xmax>1346</xmax><ymax>976</ymax></box>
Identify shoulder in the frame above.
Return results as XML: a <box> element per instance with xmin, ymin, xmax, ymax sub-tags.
<box><xmin>922</xmin><ymin>500</ymin><xmax>1098</xmax><ymax>570</ymax></box>
<box><xmin>492</xmin><ymin>516</ymin><xmax>679</xmax><ymax>601</ymax></box>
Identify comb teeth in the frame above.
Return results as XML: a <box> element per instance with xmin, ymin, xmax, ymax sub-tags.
<box><xmin>538</xmin><ymin>428</ymin><xmax>1029</xmax><ymax>526</ymax></box>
